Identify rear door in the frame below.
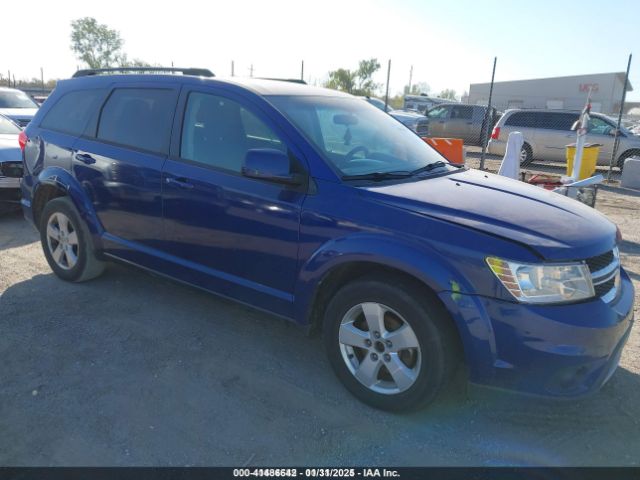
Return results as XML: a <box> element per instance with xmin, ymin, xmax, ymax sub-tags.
<box><xmin>73</xmin><ymin>83</ymin><xmax>180</xmax><ymax>254</ymax></box>
<box><xmin>536</xmin><ymin>112</ymin><xmax>578</xmax><ymax>161</ymax></box>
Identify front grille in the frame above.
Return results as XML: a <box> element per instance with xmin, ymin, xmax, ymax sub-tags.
<box><xmin>586</xmin><ymin>251</ymin><xmax>614</xmax><ymax>272</ymax></box>
<box><xmin>585</xmin><ymin>248</ymin><xmax>620</xmax><ymax>302</ymax></box>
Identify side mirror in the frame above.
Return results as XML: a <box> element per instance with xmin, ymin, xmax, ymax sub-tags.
<box><xmin>0</xmin><ymin>161</ymin><xmax>24</xmax><ymax>178</ymax></box>
<box><xmin>242</xmin><ymin>149</ymin><xmax>304</xmax><ymax>186</ymax></box>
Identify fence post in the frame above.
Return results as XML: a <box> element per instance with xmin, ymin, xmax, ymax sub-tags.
<box><xmin>479</xmin><ymin>57</ymin><xmax>497</xmax><ymax>170</ymax></box>
<box><xmin>607</xmin><ymin>53</ymin><xmax>632</xmax><ymax>183</ymax></box>
<box><xmin>301</xmin><ymin>60</ymin><xmax>304</xmax><ymax>81</ymax></box>
<box><xmin>384</xmin><ymin>59</ymin><xmax>391</xmax><ymax>112</ymax></box>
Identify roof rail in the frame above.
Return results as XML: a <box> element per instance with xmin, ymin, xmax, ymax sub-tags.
<box><xmin>72</xmin><ymin>67</ymin><xmax>215</xmax><ymax>78</ymax></box>
<box><xmin>256</xmin><ymin>77</ymin><xmax>307</xmax><ymax>85</ymax></box>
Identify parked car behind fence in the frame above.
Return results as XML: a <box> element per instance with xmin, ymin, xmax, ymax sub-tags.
<box><xmin>426</xmin><ymin>103</ymin><xmax>499</xmax><ymax>147</ymax></box>
<box><xmin>488</xmin><ymin>109</ymin><xmax>640</xmax><ymax>169</ymax></box>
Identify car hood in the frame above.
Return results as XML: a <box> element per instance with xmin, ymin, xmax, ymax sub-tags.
<box><xmin>0</xmin><ymin>108</ymin><xmax>37</xmax><ymax>119</ymax></box>
<box><xmin>0</xmin><ymin>136</ymin><xmax>21</xmax><ymax>162</ymax></box>
<box><xmin>364</xmin><ymin>168</ymin><xmax>616</xmax><ymax>261</ymax></box>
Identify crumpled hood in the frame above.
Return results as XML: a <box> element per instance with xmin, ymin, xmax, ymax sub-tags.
<box><xmin>364</xmin><ymin>168</ymin><xmax>616</xmax><ymax>260</ymax></box>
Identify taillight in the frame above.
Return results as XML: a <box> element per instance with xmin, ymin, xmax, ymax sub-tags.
<box><xmin>18</xmin><ymin>131</ymin><xmax>28</xmax><ymax>151</ymax></box>
<box><xmin>490</xmin><ymin>126</ymin><xmax>500</xmax><ymax>140</ymax></box>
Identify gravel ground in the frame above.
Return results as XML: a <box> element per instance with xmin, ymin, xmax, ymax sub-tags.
<box><xmin>0</xmin><ymin>183</ymin><xmax>638</xmax><ymax>466</ymax></box>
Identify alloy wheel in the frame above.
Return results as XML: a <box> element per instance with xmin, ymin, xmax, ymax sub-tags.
<box><xmin>338</xmin><ymin>302</ymin><xmax>421</xmax><ymax>395</ymax></box>
<box><xmin>46</xmin><ymin>212</ymin><xmax>79</xmax><ymax>270</ymax></box>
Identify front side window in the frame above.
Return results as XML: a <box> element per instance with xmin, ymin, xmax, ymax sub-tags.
<box><xmin>588</xmin><ymin>117</ymin><xmax>614</xmax><ymax>135</ymax></box>
<box><xmin>41</xmin><ymin>89</ymin><xmax>105</xmax><ymax>136</ymax></box>
<box><xmin>98</xmin><ymin>88</ymin><xmax>176</xmax><ymax>154</ymax></box>
<box><xmin>269</xmin><ymin>95</ymin><xmax>452</xmax><ymax>178</ymax></box>
<box><xmin>0</xmin><ymin>90</ymin><xmax>38</xmax><ymax>109</ymax></box>
<box><xmin>427</xmin><ymin>106</ymin><xmax>449</xmax><ymax>119</ymax></box>
<box><xmin>181</xmin><ymin>92</ymin><xmax>286</xmax><ymax>172</ymax></box>
<box><xmin>0</xmin><ymin>115</ymin><xmax>21</xmax><ymax>135</ymax></box>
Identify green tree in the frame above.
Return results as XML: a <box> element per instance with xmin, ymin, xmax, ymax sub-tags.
<box><xmin>404</xmin><ymin>82</ymin><xmax>430</xmax><ymax>95</ymax></box>
<box><xmin>326</xmin><ymin>68</ymin><xmax>357</xmax><ymax>93</ymax></box>
<box><xmin>438</xmin><ymin>88</ymin><xmax>457</xmax><ymax>101</ymax></box>
<box><xmin>70</xmin><ymin>17</ymin><xmax>125</xmax><ymax>69</ymax></box>
<box><xmin>325</xmin><ymin>58</ymin><xmax>381</xmax><ymax>96</ymax></box>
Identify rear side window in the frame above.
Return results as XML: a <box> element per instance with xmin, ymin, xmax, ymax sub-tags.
<box><xmin>504</xmin><ymin>112</ymin><xmax>538</xmax><ymax>128</ymax></box>
<box><xmin>450</xmin><ymin>106</ymin><xmax>473</xmax><ymax>120</ymax></box>
<box><xmin>542</xmin><ymin>112</ymin><xmax>578</xmax><ymax>131</ymax></box>
<box><xmin>98</xmin><ymin>88</ymin><xmax>176</xmax><ymax>154</ymax></box>
<box><xmin>40</xmin><ymin>89</ymin><xmax>104</xmax><ymax>136</ymax></box>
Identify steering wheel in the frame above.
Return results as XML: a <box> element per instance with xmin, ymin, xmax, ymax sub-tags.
<box><xmin>345</xmin><ymin>145</ymin><xmax>370</xmax><ymax>161</ymax></box>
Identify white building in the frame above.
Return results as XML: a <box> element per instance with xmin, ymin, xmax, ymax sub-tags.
<box><xmin>468</xmin><ymin>72</ymin><xmax>632</xmax><ymax>114</ymax></box>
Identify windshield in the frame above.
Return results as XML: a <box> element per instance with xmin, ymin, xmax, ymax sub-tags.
<box><xmin>0</xmin><ymin>115</ymin><xmax>20</xmax><ymax>134</ymax></box>
<box><xmin>0</xmin><ymin>90</ymin><xmax>39</xmax><ymax>109</ymax></box>
<box><xmin>269</xmin><ymin>95</ymin><xmax>452</xmax><ymax>178</ymax></box>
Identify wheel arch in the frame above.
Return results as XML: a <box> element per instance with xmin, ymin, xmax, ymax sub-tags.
<box><xmin>34</xmin><ymin>167</ymin><xmax>103</xmax><ymax>238</ymax></box>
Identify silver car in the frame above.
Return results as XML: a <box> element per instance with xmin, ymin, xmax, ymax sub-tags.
<box><xmin>0</xmin><ymin>87</ymin><xmax>39</xmax><ymax>128</ymax></box>
<box><xmin>488</xmin><ymin>109</ymin><xmax>640</xmax><ymax>169</ymax></box>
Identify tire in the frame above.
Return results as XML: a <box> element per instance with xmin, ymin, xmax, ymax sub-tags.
<box><xmin>323</xmin><ymin>276</ymin><xmax>459</xmax><ymax>412</ymax></box>
<box><xmin>519</xmin><ymin>143</ymin><xmax>533</xmax><ymax>166</ymax></box>
<box><xmin>39</xmin><ymin>197</ymin><xmax>105</xmax><ymax>282</ymax></box>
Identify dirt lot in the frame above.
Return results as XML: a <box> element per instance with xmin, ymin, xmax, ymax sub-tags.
<box><xmin>0</xmin><ymin>184</ymin><xmax>639</xmax><ymax>466</ymax></box>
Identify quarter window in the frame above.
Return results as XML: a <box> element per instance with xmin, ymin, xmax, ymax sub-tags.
<box><xmin>450</xmin><ymin>106</ymin><xmax>473</xmax><ymax>120</ymax></box>
<box><xmin>41</xmin><ymin>89</ymin><xmax>105</xmax><ymax>136</ymax></box>
<box><xmin>97</xmin><ymin>88</ymin><xmax>176</xmax><ymax>154</ymax></box>
<box><xmin>180</xmin><ymin>92</ymin><xmax>286</xmax><ymax>172</ymax></box>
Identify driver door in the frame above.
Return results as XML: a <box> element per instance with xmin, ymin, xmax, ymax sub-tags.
<box><xmin>161</xmin><ymin>88</ymin><xmax>307</xmax><ymax>316</ymax></box>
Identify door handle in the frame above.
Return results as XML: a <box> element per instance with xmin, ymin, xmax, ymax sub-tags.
<box><xmin>165</xmin><ymin>176</ymin><xmax>194</xmax><ymax>189</ymax></box>
<box><xmin>75</xmin><ymin>153</ymin><xmax>96</xmax><ymax>165</ymax></box>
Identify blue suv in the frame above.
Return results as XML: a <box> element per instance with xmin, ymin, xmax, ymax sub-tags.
<box><xmin>18</xmin><ymin>68</ymin><xmax>634</xmax><ymax>411</ymax></box>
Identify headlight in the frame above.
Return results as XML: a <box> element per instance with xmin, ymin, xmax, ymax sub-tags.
<box><xmin>486</xmin><ymin>257</ymin><xmax>595</xmax><ymax>304</ymax></box>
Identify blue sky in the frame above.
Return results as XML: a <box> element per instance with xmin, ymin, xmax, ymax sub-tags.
<box><xmin>3</xmin><ymin>0</ymin><xmax>638</xmax><ymax>100</ymax></box>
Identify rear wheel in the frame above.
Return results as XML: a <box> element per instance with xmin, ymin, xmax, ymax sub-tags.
<box><xmin>519</xmin><ymin>143</ymin><xmax>533</xmax><ymax>166</ymax></box>
<box><xmin>323</xmin><ymin>277</ymin><xmax>459</xmax><ymax>411</ymax></box>
<box><xmin>617</xmin><ymin>150</ymin><xmax>640</xmax><ymax>171</ymax></box>
<box><xmin>40</xmin><ymin>197</ymin><xmax>105</xmax><ymax>282</ymax></box>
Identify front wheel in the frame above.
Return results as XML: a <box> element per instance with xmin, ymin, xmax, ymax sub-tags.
<box><xmin>323</xmin><ymin>277</ymin><xmax>459</xmax><ymax>411</ymax></box>
<box><xmin>39</xmin><ymin>197</ymin><xmax>105</xmax><ymax>282</ymax></box>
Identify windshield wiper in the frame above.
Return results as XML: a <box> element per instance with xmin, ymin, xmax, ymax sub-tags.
<box><xmin>341</xmin><ymin>171</ymin><xmax>413</xmax><ymax>181</ymax></box>
<box><xmin>410</xmin><ymin>161</ymin><xmax>451</xmax><ymax>175</ymax></box>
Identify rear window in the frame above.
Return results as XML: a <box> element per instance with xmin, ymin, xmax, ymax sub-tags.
<box><xmin>40</xmin><ymin>89</ymin><xmax>104</xmax><ymax>136</ymax></box>
<box><xmin>0</xmin><ymin>90</ymin><xmax>38</xmax><ymax>109</ymax></box>
<box><xmin>97</xmin><ymin>88</ymin><xmax>176</xmax><ymax>154</ymax></box>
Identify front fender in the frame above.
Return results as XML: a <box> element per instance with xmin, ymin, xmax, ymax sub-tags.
<box><xmin>294</xmin><ymin>232</ymin><xmax>475</xmax><ymax>324</ymax></box>
<box><xmin>35</xmin><ymin>166</ymin><xmax>104</xmax><ymax>239</ymax></box>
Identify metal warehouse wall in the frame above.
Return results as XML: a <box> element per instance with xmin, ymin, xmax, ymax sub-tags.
<box><xmin>468</xmin><ymin>72</ymin><xmax>632</xmax><ymax>114</ymax></box>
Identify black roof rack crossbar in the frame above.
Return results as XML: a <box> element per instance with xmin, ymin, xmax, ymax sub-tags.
<box><xmin>72</xmin><ymin>67</ymin><xmax>214</xmax><ymax>78</ymax></box>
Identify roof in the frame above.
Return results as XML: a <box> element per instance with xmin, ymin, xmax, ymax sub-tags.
<box><xmin>470</xmin><ymin>72</ymin><xmax>633</xmax><ymax>92</ymax></box>
<box><xmin>58</xmin><ymin>74</ymin><xmax>351</xmax><ymax>98</ymax></box>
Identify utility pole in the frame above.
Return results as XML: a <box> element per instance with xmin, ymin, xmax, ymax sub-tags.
<box><xmin>479</xmin><ymin>56</ymin><xmax>497</xmax><ymax>170</ymax></box>
<box><xmin>41</xmin><ymin>67</ymin><xmax>44</xmax><ymax>94</ymax></box>
<box><xmin>249</xmin><ymin>64</ymin><xmax>254</xmax><ymax>77</ymax></box>
<box><xmin>301</xmin><ymin>60</ymin><xmax>304</xmax><ymax>81</ymax></box>
<box><xmin>231</xmin><ymin>60</ymin><xmax>235</xmax><ymax>76</ymax></box>
<box><xmin>408</xmin><ymin>65</ymin><xmax>413</xmax><ymax>93</ymax></box>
